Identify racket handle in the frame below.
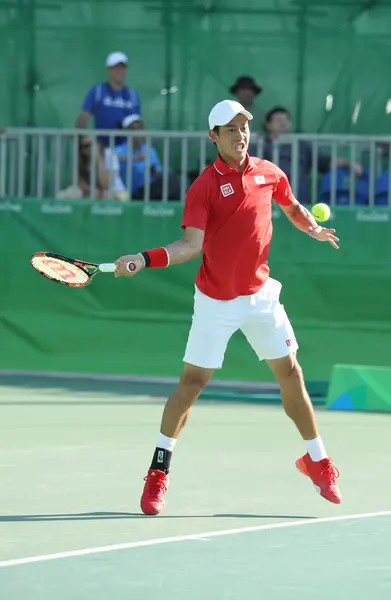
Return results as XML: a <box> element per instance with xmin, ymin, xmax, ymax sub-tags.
<box><xmin>99</xmin><ymin>263</ymin><xmax>116</xmax><ymax>273</ymax></box>
<box><xmin>98</xmin><ymin>262</ymin><xmax>136</xmax><ymax>273</ymax></box>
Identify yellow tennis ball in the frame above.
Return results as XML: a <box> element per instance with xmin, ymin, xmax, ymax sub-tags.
<box><xmin>311</xmin><ymin>203</ymin><xmax>331</xmax><ymax>222</ymax></box>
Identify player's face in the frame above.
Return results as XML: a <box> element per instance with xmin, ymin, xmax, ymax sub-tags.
<box><xmin>210</xmin><ymin>115</ymin><xmax>250</xmax><ymax>163</ymax></box>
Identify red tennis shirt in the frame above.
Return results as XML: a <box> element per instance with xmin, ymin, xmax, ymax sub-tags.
<box><xmin>181</xmin><ymin>154</ymin><xmax>295</xmax><ymax>300</ymax></box>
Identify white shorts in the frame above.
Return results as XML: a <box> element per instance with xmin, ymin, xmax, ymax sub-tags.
<box><xmin>183</xmin><ymin>277</ymin><xmax>299</xmax><ymax>369</ymax></box>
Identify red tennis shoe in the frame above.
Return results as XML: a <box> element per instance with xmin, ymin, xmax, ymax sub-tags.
<box><xmin>140</xmin><ymin>469</ymin><xmax>169</xmax><ymax>515</ymax></box>
<box><xmin>296</xmin><ymin>453</ymin><xmax>342</xmax><ymax>504</ymax></box>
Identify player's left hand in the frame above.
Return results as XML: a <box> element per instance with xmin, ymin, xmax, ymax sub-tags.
<box><xmin>308</xmin><ymin>226</ymin><xmax>339</xmax><ymax>250</ymax></box>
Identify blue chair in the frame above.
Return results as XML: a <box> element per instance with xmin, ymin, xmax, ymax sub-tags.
<box><xmin>320</xmin><ymin>168</ymin><xmax>369</xmax><ymax>205</ymax></box>
<box><xmin>355</xmin><ymin>168</ymin><xmax>370</xmax><ymax>205</ymax></box>
<box><xmin>374</xmin><ymin>171</ymin><xmax>391</xmax><ymax>205</ymax></box>
<box><xmin>320</xmin><ymin>168</ymin><xmax>351</xmax><ymax>205</ymax></box>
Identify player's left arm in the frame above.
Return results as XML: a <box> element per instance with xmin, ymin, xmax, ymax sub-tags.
<box><xmin>274</xmin><ymin>171</ymin><xmax>339</xmax><ymax>250</ymax></box>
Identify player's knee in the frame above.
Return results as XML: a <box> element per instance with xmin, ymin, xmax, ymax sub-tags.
<box><xmin>180</xmin><ymin>374</ymin><xmax>209</xmax><ymax>393</ymax></box>
<box><xmin>280</xmin><ymin>355</ymin><xmax>303</xmax><ymax>383</ymax></box>
<box><xmin>179</xmin><ymin>367</ymin><xmax>211</xmax><ymax>395</ymax></box>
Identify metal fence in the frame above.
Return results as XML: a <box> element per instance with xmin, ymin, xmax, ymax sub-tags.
<box><xmin>1</xmin><ymin>128</ymin><xmax>391</xmax><ymax>205</ymax></box>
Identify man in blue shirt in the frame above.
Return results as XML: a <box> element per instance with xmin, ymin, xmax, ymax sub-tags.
<box><xmin>76</xmin><ymin>51</ymin><xmax>141</xmax><ymax>146</ymax></box>
<box><xmin>114</xmin><ymin>115</ymin><xmax>181</xmax><ymax>200</ymax></box>
<box><xmin>114</xmin><ymin>115</ymin><xmax>162</xmax><ymax>197</ymax></box>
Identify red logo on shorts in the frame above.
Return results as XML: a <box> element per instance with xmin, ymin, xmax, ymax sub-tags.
<box><xmin>286</xmin><ymin>339</ymin><xmax>292</xmax><ymax>347</ymax></box>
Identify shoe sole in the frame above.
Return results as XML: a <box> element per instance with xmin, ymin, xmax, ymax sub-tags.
<box><xmin>140</xmin><ymin>507</ymin><xmax>162</xmax><ymax>516</ymax></box>
<box><xmin>140</xmin><ymin>498</ymin><xmax>166</xmax><ymax>516</ymax></box>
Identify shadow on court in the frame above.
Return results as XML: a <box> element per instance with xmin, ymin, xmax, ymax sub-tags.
<box><xmin>0</xmin><ymin>511</ymin><xmax>316</xmax><ymax>522</ymax></box>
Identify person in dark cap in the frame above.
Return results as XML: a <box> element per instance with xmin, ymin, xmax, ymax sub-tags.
<box><xmin>229</xmin><ymin>76</ymin><xmax>263</xmax><ymax>128</ymax></box>
<box><xmin>230</xmin><ymin>75</ymin><xmax>262</xmax><ymax>112</ymax></box>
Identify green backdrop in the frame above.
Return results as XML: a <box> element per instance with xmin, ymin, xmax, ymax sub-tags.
<box><xmin>1</xmin><ymin>0</ymin><xmax>391</xmax><ymax>134</ymax></box>
<box><xmin>326</xmin><ymin>364</ymin><xmax>391</xmax><ymax>412</ymax></box>
<box><xmin>1</xmin><ymin>200</ymin><xmax>391</xmax><ymax>381</ymax></box>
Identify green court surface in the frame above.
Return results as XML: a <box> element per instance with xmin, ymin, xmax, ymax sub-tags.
<box><xmin>1</xmin><ymin>382</ymin><xmax>391</xmax><ymax>599</ymax></box>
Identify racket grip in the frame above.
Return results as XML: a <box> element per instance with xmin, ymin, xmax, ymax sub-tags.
<box><xmin>99</xmin><ymin>263</ymin><xmax>116</xmax><ymax>273</ymax></box>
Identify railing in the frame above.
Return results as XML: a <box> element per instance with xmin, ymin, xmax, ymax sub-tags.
<box><xmin>1</xmin><ymin>128</ymin><xmax>391</xmax><ymax>204</ymax></box>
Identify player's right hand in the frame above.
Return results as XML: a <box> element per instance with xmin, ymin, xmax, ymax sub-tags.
<box><xmin>114</xmin><ymin>254</ymin><xmax>145</xmax><ymax>278</ymax></box>
<box><xmin>308</xmin><ymin>226</ymin><xmax>339</xmax><ymax>249</ymax></box>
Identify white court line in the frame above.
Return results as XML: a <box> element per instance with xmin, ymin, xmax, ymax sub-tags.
<box><xmin>1</xmin><ymin>510</ymin><xmax>390</xmax><ymax>568</ymax></box>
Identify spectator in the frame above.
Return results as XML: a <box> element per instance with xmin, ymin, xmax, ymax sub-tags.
<box><xmin>57</xmin><ymin>135</ymin><xmax>128</xmax><ymax>200</ymax></box>
<box><xmin>229</xmin><ymin>75</ymin><xmax>263</xmax><ymax>127</ymax></box>
<box><xmin>115</xmin><ymin>115</ymin><xmax>180</xmax><ymax>200</ymax></box>
<box><xmin>251</xmin><ymin>106</ymin><xmax>362</xmax><ymax>203</ymax></box>
<box><xmin>76</xmin><ymin>52</ymin><xmax>141</xmax><ymax>146</ymax></box>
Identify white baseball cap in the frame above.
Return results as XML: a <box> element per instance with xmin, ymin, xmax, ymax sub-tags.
<box><xmin>208</xmin><ymin>99</ymin><xmax>253</xmax><ymax>130</ymax></box>
<box><xmin>122</xmin><ymin>114</ymin><xmax>142</xmax><ymax>128</ymax></box>
<box><xmin>106</xmin><ymin>52</ymin><xmax>128</xmax><ymax>67</ymax></box>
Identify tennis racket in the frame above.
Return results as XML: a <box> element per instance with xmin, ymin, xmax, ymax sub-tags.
<box><xmin>30</xmin><ymin>252</ymin><xmax>136</xmax><ymax>288</ymax></box>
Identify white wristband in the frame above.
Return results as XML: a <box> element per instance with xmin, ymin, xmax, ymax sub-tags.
<box><xmin>162</xmin><ymin>247</ymin><xmax>170</xmax><ymax>266</ymax></box>
<box><xmin>137</xmin><ymin>253</ymin><xmax>146</xmax><ymax>268</ymax></box>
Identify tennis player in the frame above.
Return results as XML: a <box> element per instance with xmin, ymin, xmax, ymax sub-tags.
<box><xmin>114</xmin><ymin>99</ymin><xmax>342</xmax><ymax>515</ymax></box>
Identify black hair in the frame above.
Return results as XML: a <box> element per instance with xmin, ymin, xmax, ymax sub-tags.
<box><xmin>211</xmin><ymin>125</ymin><xmax>220</xmax><ymax>146</ymax></box>
<box><xmin>265</xmin><ymin>106</ymin><xmax>291</xmax><ymax>123</ymax></box>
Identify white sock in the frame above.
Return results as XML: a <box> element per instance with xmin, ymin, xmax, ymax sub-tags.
<box><xmin>157</xmin><ymin>432</ymin><xmax>177</xmax><ymax>452</ymax></box>
<box><xmin>305</xmin><ymin>436</ymin><xmax>328</xmax><ymax>462</ymax></box>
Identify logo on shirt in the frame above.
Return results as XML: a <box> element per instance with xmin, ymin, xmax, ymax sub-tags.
<box><xmin>286</xmin><ymin>338</ymin><xmax>292</xmax><ymax>347</ymax></box>
<box><xmin>254</xmin><ymin>175</ymin><xmax>266</xmax><ymax>185</ymax></box>
<box><xmin>220</xmin><ymin>183</ymin><xmax>234</xmax><ymax>197</ymax></box>
<box><xmin>103</xmin><ymin>96</ymin><xmax>133</xmax><ymax>109</ymax></box>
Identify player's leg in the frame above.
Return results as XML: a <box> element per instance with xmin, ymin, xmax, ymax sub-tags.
<box><xmin>266</xmin><ymin>354</ymin><xmax>341</xmax><ymax>504</ymax></box>
<box><xmin>151</xmin><ymin>362</ymin><xmax>214</xmax><ymax>472</ymax></box>
<box><xmin>241</xmin><ymin>278</ymin><xmax>341</xmax><ymax>504</ymax></box>
<box><xmin>160</xmin><ymin>363</ymin><xmax>213</xmax><ymax>436</ymax></box>
<box><xmin>140</xmin><ymin>288</ymin><xmax>240</xmax><ymax>515</ymax></box>
<box><xmin>266</xmin><ymin>353</ymin><xmax>319</xmax><ymax>441</ymax></box>
<box><xmin>140</xmin><ymin>363</ymin><xmax>213</xmax><ymax>516</ymax></box>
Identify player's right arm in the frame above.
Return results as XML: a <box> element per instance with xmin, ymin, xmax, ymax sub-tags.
<box><xmin>114</xmin><ymin>174</ymin><xmax>210</xmax><ymax>278</ymax></box>
<box><xmin>164</xmin><ymin>227</ymin><xmax>204</xmax><ymax>264</ymax></box>
<box><xmin>114</xmin><ymin>227</ymin><xmax>204</xmax><ymax>277</ymax></box>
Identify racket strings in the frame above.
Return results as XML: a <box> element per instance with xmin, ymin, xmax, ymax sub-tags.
<box><xmin>31</xmin><ymin>256</ymin><xmax>89</xmax><ymax>284</ymax></box>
